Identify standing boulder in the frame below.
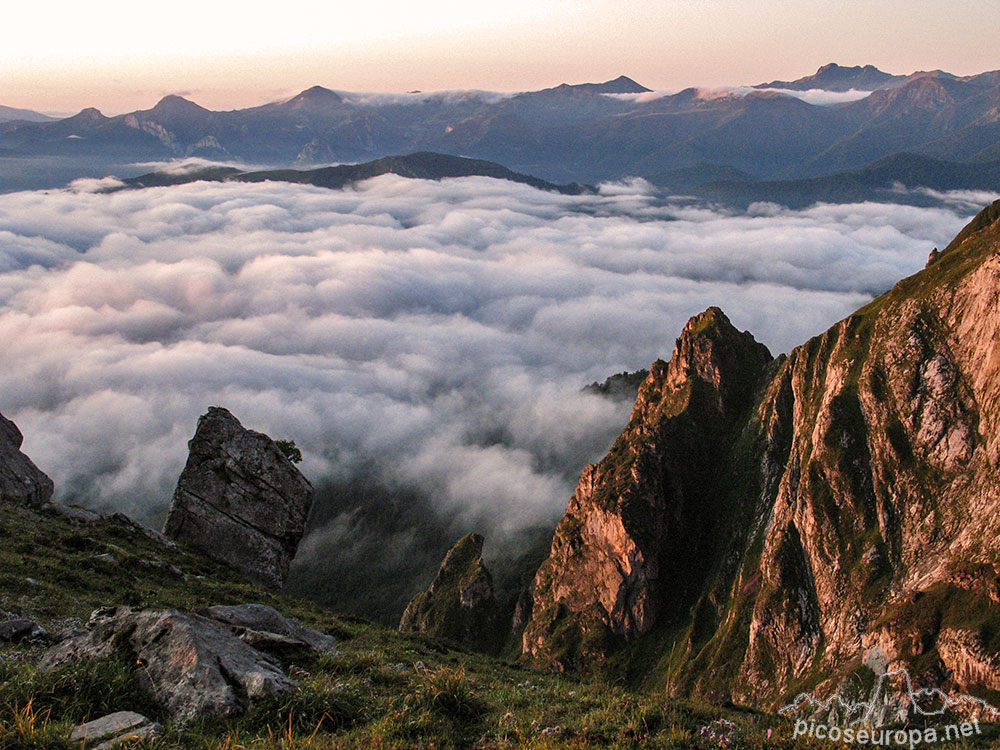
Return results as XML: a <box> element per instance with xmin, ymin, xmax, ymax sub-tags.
<box><xmin>399</xmin><ymin>533</ymin><xmax>503</xmax><ymax>653</ymax></box>
<box><xmin>162</xmin><ymin>407</ymin><xmax>313</xmax><ymax>588</ymax></box>
<box><xmin>0</xmin><ymin>411</ymin><xmax>54</xmax><ymax>507</ymax></box>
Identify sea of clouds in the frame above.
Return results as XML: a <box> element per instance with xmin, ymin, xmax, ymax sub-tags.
<box><xmin>0</xmin><ymin>174</ymin><xmax>989</xmax><ymax>586</ymax></box>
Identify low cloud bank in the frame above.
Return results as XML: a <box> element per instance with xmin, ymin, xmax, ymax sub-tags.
<box><xmin>608</xmin><ymin>87</ymin><xmax>873</xmax><ymax>106</ymax></box>
<box><xmin>0</xmin><ymin>175</ymin><xmax>978</xmax><ymax>610</ymax></box>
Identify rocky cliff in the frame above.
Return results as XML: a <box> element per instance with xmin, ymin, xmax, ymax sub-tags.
<box><xmin>400</xmin><ymin>533</ymin><xmax>503</xmax><ymax>653</ymax></box>
<box><xmin>524</xmin><ymin>200</ymin><xmax>1000</xmax><ymax>708</ymax></box>
<box><xmin>0</xmin><ymin>411</ymin><xmax>53</xmax><ymax>507</ymax></box>
<box><xmin>162</xmin><ymin>407</ymin><xmax>314</xmax><ymax>589</ymax></box>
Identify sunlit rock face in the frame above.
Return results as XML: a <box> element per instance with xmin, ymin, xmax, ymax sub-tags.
<box><xmin>524</xmin><ymin>201</ymin><xmax>1000</xmax><ymax>708</ymax></box>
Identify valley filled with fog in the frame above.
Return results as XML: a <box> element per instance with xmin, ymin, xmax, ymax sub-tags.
<box><xmin>0</xmin><ymin>173</ymin><xmax>992</xmax><ymax>617</ymax></box>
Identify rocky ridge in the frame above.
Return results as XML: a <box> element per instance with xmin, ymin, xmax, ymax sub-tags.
<box><xmin>524</xmin><ymin>200</ymin><xmax>1000</xmax><ymax>708</ymax></box>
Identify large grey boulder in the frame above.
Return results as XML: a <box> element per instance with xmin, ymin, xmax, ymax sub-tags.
<box><xmin>162</xmin><ymin>407</ymin><xmax>313</xmax><ymax>588</ymax></box>
<box><xmin>41</xmin><ymin>607</ymin><xmax>296</xmax><ymax>725</ymax></box>
<box><xmin>0</xmin><ymin>411</ymin><xmax>53</xmax><ymax>507</ymax></box>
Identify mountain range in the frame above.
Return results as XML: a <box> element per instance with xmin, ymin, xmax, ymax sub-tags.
<box><xmin>652</xmin><ymin>152</ymin><xmax>1000</xmax><ymax>209</ymax></box>
<box><xmin>3</xmin><ymin>64</ymin><xmax>1000</xmax><ymax>192</ymax></box>
<box><xmin>119</xmin><ymin>152</ymin><xmax>594</xmax><ymax>195</ymax></box>
<box><xmin>0</xmin><ymin>104</ymin><xmax>54</xmax><ymax>123</ymax></box>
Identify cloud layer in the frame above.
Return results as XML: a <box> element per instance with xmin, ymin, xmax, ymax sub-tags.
<box><xmin>0</xmin><ymin>175</ymin><xmax>981</xmax><ymax>582</ymax></box>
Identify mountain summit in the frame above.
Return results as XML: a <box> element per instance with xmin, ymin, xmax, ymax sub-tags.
<box><xmin>284</xmin><ymin>85</ymin><xmax>344</xmax><ymax>108</ymax></box>
<box><xmin>758</xmin><ymin>63</ymin><xmax>907</xmax><ymax>91</ymax></box>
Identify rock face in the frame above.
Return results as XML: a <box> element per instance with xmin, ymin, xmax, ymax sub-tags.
<box><xmin>524</xmin><ymin>200</ymin><xmax>1000</xmax><ymax>708</ymax></box>
<box><xmin>400</xmin><ymin>533</ymin><xmax>503</xmax><ymax>653</ymax></box>
<box><xmin>0</xmin><ymin>411</ymin><xmax>53</xmax><ymax>507</ymax></box>
<box><xmin>41</xmin><ymin>605</ymin><xmax>334</xmax><ymax>725</ymax></box>
<box><xmin>162</xmin><ymin>407</ymin><xmax>313</xmax><ymax>588</ymax></box>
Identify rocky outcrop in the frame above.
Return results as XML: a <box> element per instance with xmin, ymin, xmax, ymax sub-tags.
<box><xmin>162</xmin><ymin>407</ymin><xmax>313</xmax><ymax>588</ymax></box>
<box><xmin>523</xmin><ymin>308</ymin><xmax>773</xmax><ymax>667</ymax></box>
<box><xmin>523</xmin><ymin>200</ymin><xmax>1000</xmax><ymax>707</ymax></box>
<box><xmin>0</xmin><ymin>411</ymin><xmax>53</xmax><ymax>507</ymax></box>
<box><xmin>41</xmin><ymin>604</ymin><xmax>335</xmax><ymax>724</ymax></box>
<box><xmin>400</xmin><ymin>533</ymin><xmax>503</xmax><ymax>653</ymax></box>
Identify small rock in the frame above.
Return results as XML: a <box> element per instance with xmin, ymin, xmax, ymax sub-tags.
<box><xmin>70</xmin><ymin>711</ymin><xmax>162</xmax><ymax>749</ymax></box>
<box><xmin>41</xmin><ymin>607</ymin><xmax>296</xmax><ymax>725</ymax></box>
<box><xmin>196</xmin><ymin>603</ymin><xmax>338</xmax><ymax>654</ymax></box>
<box><xmin>54</xmin><ymin>626</ymin><xmax>89</xmax><ymax>641</ymax></box>
<box><xmin>0</xmin><ymin>618</ymin><xmax>48</xmax><ymax>644</ymax></box>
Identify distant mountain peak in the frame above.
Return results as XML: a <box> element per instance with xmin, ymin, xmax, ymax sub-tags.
<box><xmin>70</xmin><ymin>107</ymin><xmax>107</xmax><ymax>122</ymax></box>
<box><xmin>149</xmin><ymin>95</ymin><xmax>210</xmax><ymax>116</ymax></box>
<box><xmin>817</xmin><ymin>62</ymin><xmax>882</xmax><ymax>75</ymax></box>
<box><xmin>0</xmin><ymin>104</ymin><xmax>55</xmax><ymax>123</ymax></box>
<box><xmin>286</xmin><ymin>86</ymin><xmax>343</xmax><ymax>107</ymax></box>
<box><xmin>544</xmin><ymin>76</ymin><xmax>651</xmax><ymax>96</ymax></box>
<box><xmin>601</xmin><ymin>75</ymin><xmax>651</xmax><ymax>93</ymax></box>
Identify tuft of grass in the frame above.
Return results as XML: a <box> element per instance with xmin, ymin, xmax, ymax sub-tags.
<box><xmin>410</xmin><ymin>665</ymin><xmax>485</xmax><ymax>722</ymax></box>
<box><xmin>242</xmin><ymin>683</ymin><xmax>365</xmax><ymax>736</ymax></box>
<box><xmin>0</xmin><ymin>701</ymin><xmax>75</xmax><ymax>750</ymax></box>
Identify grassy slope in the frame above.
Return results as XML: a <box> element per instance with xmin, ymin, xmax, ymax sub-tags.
<box><xmin>0</xmin><ymin>502</ymin><xmax>825</xmax><ymax>750</ymax></box>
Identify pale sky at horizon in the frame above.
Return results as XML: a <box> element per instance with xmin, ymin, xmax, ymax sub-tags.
<box><xmin>4</xmin><ymin>0</ymin><xmax>999</xmax><ymax>115</ymax></box>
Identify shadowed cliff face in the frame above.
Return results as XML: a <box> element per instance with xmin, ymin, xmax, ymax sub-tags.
<box><xmin>524</xmin><ymin>200</ymin><xmax>1000</xmax><ymax>707</ymax></box>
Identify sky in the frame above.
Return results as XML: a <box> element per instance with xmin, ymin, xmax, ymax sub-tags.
<box><xmin>4</xmin><ymin>0</ymin><xmax>999</xmax><ymax>115</ymax></box>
